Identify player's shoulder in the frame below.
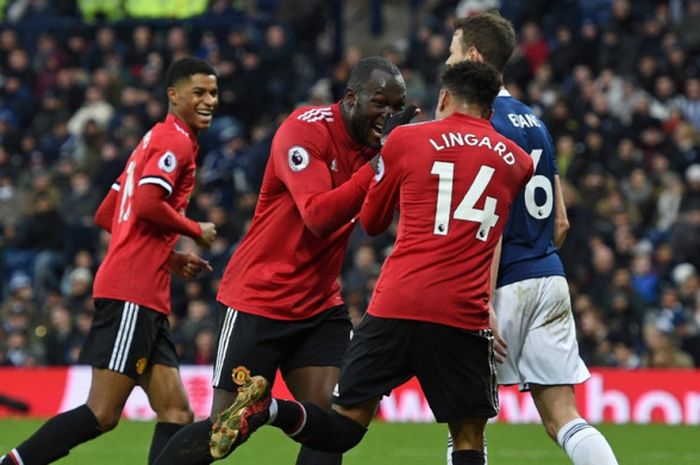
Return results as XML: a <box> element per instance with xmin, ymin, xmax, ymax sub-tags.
<box><xmin>278</xmin><ymin>104</ymin><xmax>334</xmax><ymax>141</ymax></box>
<box><xmin>384</xmin><ymin>118</ymin><xmax>438</xmax><ymax>147</ymax></box>
<box><xmin>149</xmin><ymin>119</ymin><xmax>196</xmax><ymax>155</ymax></box>
<box><xmin>494</xmin><ymin>94</ymin><xmax>545</xmax><ymax>129</ymax></box>
<box><xmin>286</xmin><ymin>105</ymin><xmax>336</xmax><ymax>133</ymax></box>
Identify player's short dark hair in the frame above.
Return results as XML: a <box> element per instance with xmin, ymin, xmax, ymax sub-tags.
<box><xmin>454</xmin><ymin>13</ymin><xmax>515</xmax><ymax>73</ymax></box>
<box><xmin>441</xmin><ymin>61</ymin><xmax>501</xmax><ymax>110</ymax></box>
<box><xmin>165</xmin><ymin>57</ymin><xmax>217</xmax><ymax>87</ymax></box>
<box><xmin>347</xmin><ymin>56</ymin><xmax>401</xmax><ymax>93</ymax></box>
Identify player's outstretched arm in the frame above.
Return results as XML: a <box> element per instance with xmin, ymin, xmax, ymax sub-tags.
<box><xmin>552</xmin><ymin>175</ymin><xmax>569</xmax><ymax>248</ymax></box>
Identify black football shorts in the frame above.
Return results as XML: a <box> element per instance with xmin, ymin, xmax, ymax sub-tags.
<box><xmin>79</xmin><ymin>298</ymin><xmax>179</xmax><ymax>379</ymax></box>
<box><xmin>333</xmin><ymin>314</ymin><xmax>499</xmax><ymax>423</ymax></box>
<box><xmin>212</xmin><ymin>304</ymin><xmax>352</xmax><ymax>392</ymax></box>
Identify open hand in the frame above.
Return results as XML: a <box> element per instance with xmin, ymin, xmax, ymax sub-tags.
<box><xmin>169</xmin><ymin>251</ymin><xmax>213</xmax><ymax>279</ymax></box>
<box><xmin>381</xmin><ymin>105</ymin><xmax>420</xmax><ymax>145</ymax></box>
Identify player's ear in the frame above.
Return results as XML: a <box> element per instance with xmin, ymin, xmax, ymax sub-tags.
<box><xmin>344</xmin><ymin>88</ymin><xmax>357</xmax><ymax>108</ymax></box>
<box><xmin>167</xmin><ymin>86</ymin><xmax>179</xmax><ymax>106</ymax></box>
<box><xmin>437</xmin><ymin>88</ymin><xmax>449</xmax><ymax>112</ymax></box>
<box><xmin>468</xmin><ymin>46</ymin><xmax>484</xmax><ymax>63</ymax></box>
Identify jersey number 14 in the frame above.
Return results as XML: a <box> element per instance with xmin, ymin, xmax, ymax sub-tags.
<box><xmin>431</xmin><ymin>161</ymin><xmax>499</xmax><ymax>241</ymax></box>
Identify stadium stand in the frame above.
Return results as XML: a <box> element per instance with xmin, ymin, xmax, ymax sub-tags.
<box><xmin>0</xmin><ymin>0</ymin><xmax>699</xmax><ymax>371</ymax></box>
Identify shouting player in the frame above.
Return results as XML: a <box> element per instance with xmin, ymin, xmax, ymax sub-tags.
<box><xmin>445</xmin><ymin>13</ymin><xmax>619</xmax><ymax>465</ymax></box>
<box><xmin>197</xmin><ymin>61</ymin><xmax>533</xmax><ymax>465</ymax></box>
<box><xmin>0</xmin><ymin>57</ymin><xmax>218</xmax><ymax>465</ymax></box>
<box><xmin>153</xmin><ymin>56</ymin><xmax>416</xmax><ymax>465</ymax></box>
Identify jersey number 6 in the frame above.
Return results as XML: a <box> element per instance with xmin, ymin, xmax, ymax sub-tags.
<box><xmin>524</xmin><ymin>149</ymin><xmax>553</xmax><ymax>220</ymax></box>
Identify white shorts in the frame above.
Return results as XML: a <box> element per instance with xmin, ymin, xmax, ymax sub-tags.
<box><xmin>494</xmin><ymin>276</ymin><xmax>590</xmax><ymax>390</ymax></box>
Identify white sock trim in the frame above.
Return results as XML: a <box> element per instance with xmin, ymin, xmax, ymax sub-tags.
<box><xmin>288</xmin><ymin>403</ymin><xmax>307</xmax><ymax>438</ymax></box>
<box><xmin>11</xmin><ymin>449</ymin><xmax>25</xmax><ymax>465</ymax></box>
<box><xmin>556</xmin><ymin>418</ymin><xmax>590</xmax><ymax>450</ymax></box>
<box><xmin>267</xmin><ymin>398</ymin><xmax>278</xmax><ymax>424</ymax></box>
<box><xmin>557</xmin><ymin>418</ymin><xmax>619</xmax><ymax>465</ymax></box>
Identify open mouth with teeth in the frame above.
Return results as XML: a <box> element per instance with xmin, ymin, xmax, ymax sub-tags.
<box><xmin>196</xmin><ymin>109</ymin><xmax>213</xmax><ymax>124</ymax></box>
<box><xmin>371</xmin><ymin>122</ymin><xmax>383</xmax><ymax>139</ymax></box>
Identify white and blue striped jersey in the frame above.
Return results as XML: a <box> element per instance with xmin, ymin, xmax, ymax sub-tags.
<box><xmin>491</xmin><ymin>89</ymin><xmax>565</xmax><ymax>287</ymax></box>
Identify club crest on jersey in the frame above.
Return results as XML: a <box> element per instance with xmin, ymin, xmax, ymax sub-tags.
<box><xmin>232</xmin><ymin>366</ymin><xmax>251</xmax><ymax>385</ymax></box>
<box><xmin>136</xmin><ymin>357</ymin><xmax>148</xmax><ymax>375</ymax></box>
<box><xmin>288</xmin><ymin>146</ymin><xmax>310</xmax><ymax>172</ymax></box>
<box><xmin>374</xmin><ymin>156</ymin><xmax>385</xmax><ymax>182</ymax></box>
<box><xmin>158</xmin><ymin>151</ymin><xmax>177</xmax><ymax>173</ymax></box>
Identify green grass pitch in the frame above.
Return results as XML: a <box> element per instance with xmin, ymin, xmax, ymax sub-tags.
<box><xmin>1</xmin><ymin>419</ymin><xmax>698</xmax><ymax>464</ymax></box>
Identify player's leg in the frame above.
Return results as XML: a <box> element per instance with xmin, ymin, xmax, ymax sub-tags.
<box><xmin>517</xmin><ymin>277</ymin><xmax>617</xmax><ymax>464</ymax></box>
<box><xmin>139</xmin><ymin>314</ymin><xmax>194</xmax><ymax>464</ymax></box>
<box><xmin>141</xmin><ymin>364</ymin><xmax>194</xmax><ymax>464</ymax></box>
<box><xmin>448</xmin><ymin>417</ymin><xmax>489</xmax><ymax>465</ymax></box>
<box><xmin>154</xmin><ymin>306</ymin><xmax>282</xmax><ymax>464</ymax></box>
<box><xmin>0</xmin><ymin>367</ymin><xmax>134</xmax><ymax>465</ymax></box>
<box><xmin>447</xmin><ymin>281</ymin><xmax>530</xmax><ymax>464</ymax></box>
<box><xmin>1</xmin><ymin>299</ymin><xmax>156</xmax><ymax>465</ymax></box>
<box><xmin>415</xmin><ymin>322</ymin><xmax>498</xmax><ymax>465</ymax></box>
<box><xmin>530</xmin><ymin>384</ymin><xmax>618</xmax><ymax>465</ymax></box>
<box><xmin>282</xmin><ymin>305</ymin><xmax>352</xmax><ymax>465</ymax></box>
<box><xmin>267</xmin><ymin>314</ymin><xmax>412</xmax><ymax>455</ymax></box>
<box><xmin>448</xmin><ymin>435</ymin><xmax>488</xmax><ymax>465</ymax></box>
<box><xmin>285</xmin><ymin>366</ymin><xmax>344</xmax><ymax>465</ymax></box>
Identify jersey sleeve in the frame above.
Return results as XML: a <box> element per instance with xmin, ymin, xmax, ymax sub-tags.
<box><xmin>138</xmin><ymin>133</ymin><xmax>193</xmax><ymax>197</ymax></box>
<box><xmin>360</xmin><ymin>132</ymin><xmax>403</xmax><ymax>236</ymax></box>
<box><xmin>94</xmin><ymin>188</ymin><xmax>117</xmax><ymax>232</ymax></box>
<box><xmin>273</xmin><ymin>117</ymin><xmax>374</xmax><ymax>238</ymax></box>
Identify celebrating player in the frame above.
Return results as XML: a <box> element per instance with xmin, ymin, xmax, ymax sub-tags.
<box><xmin>197</xmin><ymin>60</ymin><xmax>533</xmax><ymax>465</ymax></box>
<box><xmin>153</xmin><ymin>56</ymin><xmax>416</xmax><ymax>465</ymax></box>
<box><xmin>445</xmin><ymin>13</ymin><xmax>619</xmax><ymax>465</ymax></box>
<box><xmin>0</xmin><ymin>57</ymin><xmax>218</xmax><ymax>465</ymax></box>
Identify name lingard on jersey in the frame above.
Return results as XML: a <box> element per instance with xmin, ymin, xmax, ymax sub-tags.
<box><xmin>428</xmin><ymin>132</ymin><xmax>516</xmax><ymax>165</ymax></box>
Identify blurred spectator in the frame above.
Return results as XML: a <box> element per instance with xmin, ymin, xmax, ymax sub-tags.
<box><xmin>642</xmin><ymin>315</ymin><xmax>694</xmax><ymax>368</ymax></box>
<box><xmin>520</xmin><ymin>20</ymin><xmax>548</xmax><ymax>75</ymax></box>
<box><xmin>183</xmin><ymin>327</ymin><xmax>217</xmax><ymax>365</ymax></box>
<box><xmin>67</xmin><ymin>87</ymin><xmax>115</xmax><ymax>138</ymax></box>
<box><xmin>5</xmin><ymin>329</ymin><xmax>39</xmax><ymax>366</ymax></box>
<box><xmin>44</xmin><ymin>303</ymin><xmax>83</xmax><ymax>365</ymax></box>
<box><xmin>13</xmin><ymin>192</ymin><xmax>66</xmax><ymax>301</ymax></box>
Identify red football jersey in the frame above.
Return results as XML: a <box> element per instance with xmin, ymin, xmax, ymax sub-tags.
<box><xmin>217</xmin><ymin>103</ymin><xmax>377</xmax><ymax>320</ymax></box>
<box><xmin>360</xmin><ymin>113</ymin><xmax>533</xmax><ymax>330</ymax></box>
<box><xmin>93</xmin><ymin>114</ymin><xmax>199</xmax><ymax>314</ymax></box>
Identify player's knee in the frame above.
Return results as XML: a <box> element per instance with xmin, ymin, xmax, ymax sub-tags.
<box><xmin>92</xmin><ymin>409</ymin><xmax>121</xmax><ymax>432</ymax></box>
<box><xmin>155</xmin><ymin>405</ymin><xmax>194</xmax><ymax>425</ymax></box>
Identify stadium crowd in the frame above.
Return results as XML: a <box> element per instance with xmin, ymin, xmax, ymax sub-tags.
<box><xmin>0</xmin><ymin>0</ymin><xmax>699</xmax><ymax>371</ymax></box>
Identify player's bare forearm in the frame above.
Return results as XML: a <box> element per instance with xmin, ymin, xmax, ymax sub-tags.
<box><xmin>553</xmin><ymin>175</ymin><xmax>569</xmax><ymax>248</ymax></box>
